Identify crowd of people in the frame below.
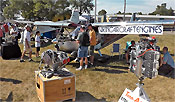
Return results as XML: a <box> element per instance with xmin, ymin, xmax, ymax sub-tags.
<box><xmin>0</xmin><ymin>22</ymin><xmax>174</xmax><ymax>78</ymax></box>
<box><xmin>0</xmin><ymin>22</ymin><xmax>41</xmax><ymax>62</ymax></box>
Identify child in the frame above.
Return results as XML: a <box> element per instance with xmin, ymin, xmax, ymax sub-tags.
<box><xmin>35</xmin><ymin>31</ymin><xmax>41</xmax><ymax>57</ymax></box>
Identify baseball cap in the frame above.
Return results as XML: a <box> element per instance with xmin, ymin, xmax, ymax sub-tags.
<box><xmin>80</xmin><ymin>25</ymin><xmax>86</xmax><ymax>29</ymax></box>
<box><xmin>25</xmin><ymin>24</ymin><xmax>31</xmax><ymax>28</ymax></box>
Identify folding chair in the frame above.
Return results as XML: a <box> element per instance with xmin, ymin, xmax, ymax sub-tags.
<box><xmin>111</xmin><ymin>43</ymin><xmax>123</xmax><ymax>59</ymax></box>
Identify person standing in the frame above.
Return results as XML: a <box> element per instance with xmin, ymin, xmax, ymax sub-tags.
<box><xmin>0</xmin><ymin>24</ymin><xmax>3</xmax><ymax>45</ymax></box>
<box><xmin>87</xmin><ymin>24</ymin><xmax>97</xmax><ymax>67</ymax></box>
<box><xmin>10</xmin><ymin>24</ymin><xmax>18</xmax><ymax>44</ymax></box>
<box><xmin>126</xmin><ymin>40</ymin><xmax>135</xmax><ymax>64</ymax></box>
<box><xmin>2</xmin><ymin>23</ymin><xmax>9</xmax><ymax>40</ymax></box>
<box><xmin>35</xmin><ymin>31</ymin><xmax>41</xmax><ymax>57</ymax></box>
<box><xmin>20</xmin><ymin>25</ymin><xmax>33</xmax><ymax>62</ymax></box>
<box><xmin>76</xmin><ymin>26</ymin><xmax>90</xmax><ymax>71</ymax></box>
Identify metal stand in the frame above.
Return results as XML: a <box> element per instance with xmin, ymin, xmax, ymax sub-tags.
<box><xmin>133</xmin><ymin>77</ymin><xmax>150</xmax><ymax>102</ymax></box>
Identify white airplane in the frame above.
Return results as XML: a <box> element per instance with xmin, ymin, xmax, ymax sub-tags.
<box><xmin>34</xmin><ymin>9</ymin><xmax>80</xmax><ymax>34</ymax></box>
<box><xmin>52</xmin><ymin>16</ymin><xmax>175</xmax><ymax>53</ymax></box>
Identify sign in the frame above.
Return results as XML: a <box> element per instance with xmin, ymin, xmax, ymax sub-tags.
<box><xmin>98</xmin><ymin>25</ymin><xmax>163</xmax><ymax>35</ymax></box>
<box><xmin>64</xmin><ymin>79</ymin><xmax>71</xmax><ymax>84</ymax></box>
<box><xmin>118</xmin><ymin>88</ymin><xmax>149</xmax><ymax>102</ymax></box>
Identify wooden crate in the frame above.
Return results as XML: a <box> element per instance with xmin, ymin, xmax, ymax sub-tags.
<box><xmin>35</xmin><ymin>71</ymin><xmax>76</xmax><ymax>102</ymax></box>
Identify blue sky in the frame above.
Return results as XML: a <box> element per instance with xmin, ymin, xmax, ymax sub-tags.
<box><xmin>91</xmin><ymin>0</ymin><xmax>175</xmax><ymax>14</ymax></box>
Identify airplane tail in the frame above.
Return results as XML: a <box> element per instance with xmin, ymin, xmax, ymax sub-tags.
<box><xmin>130</xmin><ymin>13</ymin><xmax>136</xmax><ymax>21</ymax></box>
<box><xmin>69</xmin><ymin>9</ymin><xmax>79</xmax><ymax>24</ymax></box>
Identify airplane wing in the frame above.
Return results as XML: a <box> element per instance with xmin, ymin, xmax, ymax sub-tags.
<box><xmin>92</xmin><ymin>20</ymin><xmax>175</xmax><ymax>26</ymax></box>
<box><xmin>34</xmin><ymin>21</ymin><xmax>79</xmax><ymax>28</ymax></box>
<box><xmin>4</xmin><ymin>19</ymin><xmax>34</xmax><ymax>24</ymax></box>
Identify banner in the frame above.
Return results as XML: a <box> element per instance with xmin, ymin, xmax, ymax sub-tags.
<box><xmin>98</xmin><ymin>25</ymin><xmax>163</xmax><ymax>35</ymax></box>
<box><xmin>118</xmin><ymin>88</ymin><xmax>149</xmax><ymax>102</ymax></box>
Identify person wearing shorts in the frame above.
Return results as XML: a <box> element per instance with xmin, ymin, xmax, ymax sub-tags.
<box><xmin>87</xmin><ymin>24</ymin><xmax>97</xmax><ymax>66</ymax></box>
<box><xmin>76</xmin><ymin>26</ymin><xmax>89</xmax><ymax>71</ymax></box>
<box><xmin>20</xmin><ymin>25</ymin><xmax>33</xmax><ymax>62</ymax></box>
<box><xmin>35</xmin><ymin>31</ymin><xmax>41</xmax><ymax>57</ymax></box>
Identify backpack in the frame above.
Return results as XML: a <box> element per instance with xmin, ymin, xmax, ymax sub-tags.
<box><xmin>81</xmin><ymin>32</ymin><xmax>90</xmax><ymax>46</ymax></box>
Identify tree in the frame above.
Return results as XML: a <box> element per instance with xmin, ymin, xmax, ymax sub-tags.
<box><xmin>1</xmin><ymin>0</ymin><xmax>10</xmax><ymax>12</ymax></box>
<box><xmin>3</xmin><ymin>0</ymin><xmax>35</xmax><ymax>20</ymax></box>
<box><xmin>149</xmin><ymin>3</ymin><xmax>174</xmax><ymax>16</ymax></box>
<box><xmin>98</xmin><ymin>9</ymin><xmax>107</xmax><ymax>15</ymax></box>
<box><xmin>117</xmin><ymin>11</ymin><xmax>122</xmax><ymax>14</ymax></box>
<box><xmin>54</xmin><ymin>0</ymin><xmax>70</xmax><ymax>20</ymax></box>
<box><xmin>3</xmin><ymin>0</ymin><xmax>71</xmax><ymax>20</ymax></box>
<box><xmin>70</xmin><ymin>0</ymin><xmax>94</xmax><ymax>15</ymax></box>
<box><xmin>137</xmin><ymin>12</ymin><xmax>142</xmax><ymax>15</ymax></box>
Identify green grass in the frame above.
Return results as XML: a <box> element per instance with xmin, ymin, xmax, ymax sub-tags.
<box><xmin>0</xmin><ymin>34</ymin><xmax>175</xmax><ymax>102</ymax></box>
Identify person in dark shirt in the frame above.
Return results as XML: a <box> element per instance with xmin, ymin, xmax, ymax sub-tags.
<box><xmin>76</xmin><ymin>25</ymin><xmax>89</xmax><ymax>71</ymax></box>
<box><xmin>126</xmin><ymin>40</ymin><xmax>135</xmax><ymax>63</ymax></box>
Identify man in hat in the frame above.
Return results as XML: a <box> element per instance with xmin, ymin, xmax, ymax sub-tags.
<box><xmin>87</xmin><ymin>24</ymin><xmax>97</xmax><ymax>67</ymax></box>
<box><xmin>20</xmin><ymin>24</ymin><xmax>33</xmax><ymax>62</ymax></box>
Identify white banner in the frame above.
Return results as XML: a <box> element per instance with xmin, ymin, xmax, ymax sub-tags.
<box><xmin>98</xmin><ymin>25</ymin><xmax>163</xmax><ymax>35</ymax></box>
<box><xmin>118</xmin><ymin>88</ymin><xmax>149</xmax><ymax>102</ymax></box>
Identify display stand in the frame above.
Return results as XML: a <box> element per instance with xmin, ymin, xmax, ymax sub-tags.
<box><xmin>132</xmin><ymin>77</ymin><xmax>150</xmax><ymax>102</ymax></box>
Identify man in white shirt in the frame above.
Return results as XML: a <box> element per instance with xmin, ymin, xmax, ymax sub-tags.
<box><xmin>10</xmin><ymin>24</ymin><xmax>18</xmax><ymax>43</ymax></box>
<box><xmin>20</xmin><ymin>25</ymin><xmax>33</xmax><ymax>62</ymax></box>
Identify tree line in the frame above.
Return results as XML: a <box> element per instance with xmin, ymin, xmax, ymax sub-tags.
<box><xmin>98</xmin><ymin>3</ymin><xmax>174</xmax><ymax>16</ymax></box>
<box><xmin>2</xmin><ymin>0</ymin><xmax>94</xmax><ymax>21</ymax></box>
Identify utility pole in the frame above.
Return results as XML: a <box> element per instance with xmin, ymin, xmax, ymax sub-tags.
<box><xmin>123</xmin><ymin>0</ymin><xmax>126</xmax><ymax>21</ymax></box>
<box><xmin>94</xmin><ymin>0</ymin><xmax>97</xmax><ymax>23</ymax></box>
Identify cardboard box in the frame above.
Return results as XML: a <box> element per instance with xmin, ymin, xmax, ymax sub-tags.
<box><xmin>35</xmin><ymin>71</ymin><xmax>76</xmax><ymax>102</ymax></box>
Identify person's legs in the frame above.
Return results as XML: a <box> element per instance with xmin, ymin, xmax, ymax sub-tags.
<box><xmin>126</xmin><ymin>53</ymin><xmax>129</xmax><ymax>62</ymax></box>
<box><xmin>29</xmin><ymin>50</ymin><xmax>32</xmax><ymax>59</ymax></box>
<box><xmin>80</xmin><ymin>57</ymin><xmax>84</xmax><ymax>67</ymax></box>
<box><xmin>28</xmin><ymin>44</ymin><xmax>33</xmax><ymax>61</ymax></box>
<box><xmin>76</xmin><ymin>47</ymin><xmax>84</xmax><ymax>70</ymax></box>
<box><xmin>0</xmin><ymin>37</ymin><xmax>2</xmax><ymax>45</ymax></box>
<box><xmin>90</xmin><ymin>56</ymin><xmax>94</xmax><ymax>64</ymax></box>
<box><xmin>36</xmin><ymin>47</ymin><xmax>40</xmax><ymax>57</ymax></box>
<box><xmin>158</xmin><ymin>64</ymin><xmax>173</xmax><ymax>76</ymax></box>
<box><xmin>20</xmin><ymin>50</ymin><xmax>26</xmax><ymax>62</ymax></box>
<box><xmin>85</xmin><ymin>57</ymin><xmax>88</xmax><ymax>69</ymax></box>
<box><xmin>89</xmin><ymin>46</ymin><xmax>94</xmax><ymax>65</ymax></box>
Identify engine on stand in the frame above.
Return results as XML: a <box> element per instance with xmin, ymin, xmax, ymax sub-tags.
<box><xmin>122</xmin><ymin>35</ymin><xmax>161</xmax><ymax>102</ymax></box>
<box><xmin>129</xmin><ymin>35</ymin><xmax>160</xmax><ymax>79</ymax></box>
<box><xmin>38</xmin><ymin>49</ymin><xmax>72</xmax><ymax>78</ymax></box>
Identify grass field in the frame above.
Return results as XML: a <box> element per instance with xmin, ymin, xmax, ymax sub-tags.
<box><xmin>0</xmin><ymin>35</ymin><xmax>175</xmax><ymax>102</ymax></box>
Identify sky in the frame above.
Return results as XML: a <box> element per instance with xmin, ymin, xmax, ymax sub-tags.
<box><xmin>90</xmin><ymin>0</ymin><xmax>175</xmax><ymax>15</ymax></box>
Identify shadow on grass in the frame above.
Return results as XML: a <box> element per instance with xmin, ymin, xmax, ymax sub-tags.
<box><xmin>68</xmin><ymin>53</ymin><xmax>129</xmax><ymax>71</ymax></box>
<box><xmin>94</xmin><ymin>54</ymin><xmax>129</xmax><ymax>70</ymax></box>
<box><xmin>0</xmin><ymin>77</ymin><xmax>22</xmax><ymax>84</ymax></box>
<box><xmin>0</xmin><ymin>92</ymin><xmax>13</xmax><ymax>102</ymax></box>
<box><xmin>64</xmin><ymin>91</ymin><xmax>106</xmax><ymax>102</ymax></box>
<box><xmin>92</xmin><ymin>68</ymin><xmax>128</xmax><ymax>74</ymax></box>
